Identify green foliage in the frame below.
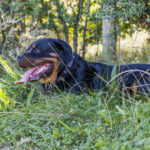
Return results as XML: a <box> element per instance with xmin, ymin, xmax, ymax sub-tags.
<box><xmin>102</xmin><ymin>0</ymin><xmax>150</xmax><ymax>37</ymax></box>
<box><xmin>0</xmin><ymin>0</ymin><xmax>149</xmax><ymax>57</ymax></box>
<box><xmin>0</xmin><ymin>56</ymin><xmax>150</xmax><ymax>149</ymax></box>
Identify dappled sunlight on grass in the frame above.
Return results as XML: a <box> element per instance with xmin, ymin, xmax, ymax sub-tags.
<box><xmin>0</xmin><ymin>87</ymin><xmax>14</xmax><ymax>110</ymax></box>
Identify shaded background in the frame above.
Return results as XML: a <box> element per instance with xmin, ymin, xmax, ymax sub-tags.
<box><xmin>0</xmin><ymin>0</ymin><xmax>150</xmax><ymax>63</ymax></box>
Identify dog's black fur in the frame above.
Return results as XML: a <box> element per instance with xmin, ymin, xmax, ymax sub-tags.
<box><xmin>17</xmin><ymin>38</ymin><xmax>150</xmax><ymax>94</ymax></box>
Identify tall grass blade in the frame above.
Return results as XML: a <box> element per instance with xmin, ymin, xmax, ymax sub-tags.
<box><xmin>0</xmin><ymin>56</ymin><xmax>17</xmax><ymax>79</ymax></box>
<box><xmin>26</xmin><ymin>88</ymin><xmax>35</xmax><ymax>107</ymax></box>
<box><xmin>59</xmin><ymin>121</ymin><xmax>75</xmax><ymax>133</ymax></box>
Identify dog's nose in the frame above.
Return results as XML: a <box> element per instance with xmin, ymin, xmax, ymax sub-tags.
<box><xmin>17</xmin><ymin>54</ymin><xmax>23</xmax><ymax>60</ymax></box>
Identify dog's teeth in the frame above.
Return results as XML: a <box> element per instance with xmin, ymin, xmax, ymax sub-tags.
<box><xmin>40</xmin><ymin>68</ymin><xmax>43</xmax><ymax>72</ymax></box>
<box><xmin>38</xmin><ymin>68</ymin><xmax>44</xmax><ymax>73</ymax></box>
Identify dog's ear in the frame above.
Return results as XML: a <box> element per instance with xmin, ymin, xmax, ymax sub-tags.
<box><xmin>53</xmin><ymin>39</ymin><xmax>71</xmax><ymax>51</ymax></box>
<box><xmin>53</xmin><ymin>39</ymin><xmax>64</xmax><ymax>50</ymax></box>
<box><xmin>53</xmin><ymin>39</ymin><xmax>73</xmax><ymax>63</ymax></box>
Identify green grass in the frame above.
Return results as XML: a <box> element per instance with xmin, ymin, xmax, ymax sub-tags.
<box><xmin>0</xmin><ymin>57</ymin><xmax>150</xmax><ymax>149</ymax></box>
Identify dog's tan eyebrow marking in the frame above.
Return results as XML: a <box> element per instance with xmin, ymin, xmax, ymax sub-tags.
<box><xmin>32</xmin><ymin>44</ymin><xmax>37</xmax><ymax>49</ymax></box>
<box><xmin>50</xmin><ymin>53</ymin><xmax>58</xmax><ymax>57</ymax></box>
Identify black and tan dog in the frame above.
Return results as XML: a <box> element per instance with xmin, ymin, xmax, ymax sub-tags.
<box><xmin>15</xmin><ymin>38</ymin><xmax>150</xmax><ymax>94</ymax></box>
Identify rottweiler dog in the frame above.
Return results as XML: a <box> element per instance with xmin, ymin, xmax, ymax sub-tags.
<box><xmin>15</xmin><ymin>38</ymin><xmax>150</xmax><ymax>94</ymax></box>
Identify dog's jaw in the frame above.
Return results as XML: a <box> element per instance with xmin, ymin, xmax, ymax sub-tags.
<box><xmin>40</xmin><ymin>57</ymin><xmax>60</xmax><ymax>84</ymax></box>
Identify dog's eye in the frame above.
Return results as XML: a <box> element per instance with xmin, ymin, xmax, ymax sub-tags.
<box><xmin>32</xmin><ymin>48</ymin><xmax>40</xmax><ymax>55</ymax></box>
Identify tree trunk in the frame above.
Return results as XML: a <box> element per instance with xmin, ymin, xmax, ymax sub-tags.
<box><xmin>0</xmin><ymin>13</ymin><xmax>7</xmax><ymax>55</ymax></box>
<box><xmin>55</xmin><ymin>0</ymin><xmax>69</xmax><ymax>42</ymax></box>
<box><xmin>102</xmin><ymin>19</ymin><xmax>117</xmax><ymax>61</ymax></box>
<box><xmin>0</xmin><ymin>10</ymin><xmax>2</xmax><ymax>54</ymax></box>
<box><xmin>81</xmin><ymin>0</ymin><xmax>91</xmax><ymax>58</ymax></box>
<box><xmin>63</xmin><ymin>20</ymin><xmax>69</xmax><ymax>43</ymax></box>
<box><xmin>73</xmin><ymin>0</ymin><xmax>83</xmax><ymax>53</ymax></box>
<box><xmin>48</xmin><ymin>5</ymin><xmax>60</xmax><ymax>38</ymax></box>
<box><xmin>102</xmin><ymin>0</ymin><xmax>117</xmax><ymax>63</ymax></box>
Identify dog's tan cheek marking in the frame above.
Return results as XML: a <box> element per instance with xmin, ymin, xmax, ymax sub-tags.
<box><xmin>40</xmin><ymin>54</ymin><xmax>60</xmax><ymax>84</ymax></box>
<box><xmin>40</xmin><ymin>60</ymin><xmax>60</xmax><ymax>84</ymax></box>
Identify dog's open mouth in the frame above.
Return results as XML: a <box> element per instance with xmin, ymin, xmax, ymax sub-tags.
<box><xmin>15</xmin><ymin>63</ymin><xmax>52</xmax><ymax>84</ymax></box>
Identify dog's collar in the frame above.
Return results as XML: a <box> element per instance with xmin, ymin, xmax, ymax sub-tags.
<box><xmin>57</xmin><ymin>54</ymin><xmax>75</xmax><ymax>82</ymax></box>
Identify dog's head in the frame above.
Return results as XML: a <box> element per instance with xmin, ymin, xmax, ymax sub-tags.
<box><xmin>15</xmin><ymin>38</ymin><xmax>73</xmax><ymax>85</ymax></box>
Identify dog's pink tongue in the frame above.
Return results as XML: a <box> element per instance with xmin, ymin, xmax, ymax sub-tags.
<box><xmin>15</xmin><ymin>67</ymin><xmax>36</xmax><ymax>84</ymax></box>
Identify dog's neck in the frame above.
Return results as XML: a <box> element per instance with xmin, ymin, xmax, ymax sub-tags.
<box><xmin>67</xmin><ymin>53</ymin><xmax>75</xmax><ymax>68</ymax></box>
<box><xmin>57</xmin><ymin>53</ymin><xmax>75</xmax><ymax>82</ymax></box>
